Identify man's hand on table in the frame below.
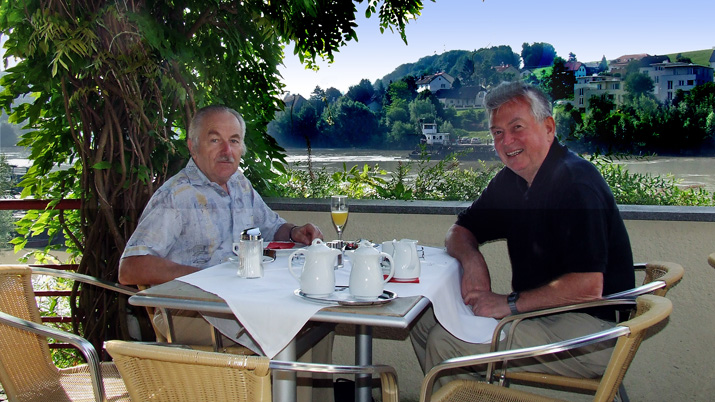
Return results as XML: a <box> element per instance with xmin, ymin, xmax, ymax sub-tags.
<box><xmin>296</xmin><ymin>223</ymin><xmax>323</xmax><ymax>243</ymax></box>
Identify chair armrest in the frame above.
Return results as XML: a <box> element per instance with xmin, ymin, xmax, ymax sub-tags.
<box><xmin>30</xmin><ymin>267</ymin><xmax>137</xmax><ymax>296</ymax></box>
<box><xmin>604</xmin><ymin>282</ymin><xmax>665</xmax><ymax>299</ymax></box>
<box><xmin>0</xmin><ymin>310</ymin><xmax>106</xmax><ymax>402</ymax></box>
<box><xmin>270</xmin><ymin>360</ymin><xmax>399</xmax><ymax>402</ymax></box>
<box><xmin>486</xmin><ymin>299</ymin><xmax>637</xmax><ymax>380</ymax></box>
<box><xmin>421</xmin><ymin>325</ymin><xmax>630</xmax><ymax>402</ymax></box>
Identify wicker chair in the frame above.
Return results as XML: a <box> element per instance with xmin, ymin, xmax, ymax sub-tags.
<box><xmin>0</xmin><ymin>265</ymin><xmax>133</xmax><ymax>402</ymax></box>
<box><xmin>105</xmin><ymin>340</ymin><xmax>399</xmax><ymax>402</ymax></box>
<box><xmin>419</xmin><ymin>295</ymin><xmax>673</xmax><ymax>402</ymax></box>
<box><xmin>490</xmin><ymin>261</ymin><xmax>683</xmax><ymax>400</ymax></box>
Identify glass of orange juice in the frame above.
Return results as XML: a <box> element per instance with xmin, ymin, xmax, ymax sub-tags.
<box><xmin>330</xmin><ymin>195</ymin><xmax>349</xmax><ymax>241</ymax></box>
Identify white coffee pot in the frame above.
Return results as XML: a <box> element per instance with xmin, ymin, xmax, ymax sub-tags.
<box><xmin>288</xmin><ymin>239</ymin><xmax>341</xmax><ymax>297</ymax></box>
<box><xmin>345</xmin><ymin>240</ymin><xmax>394</xmax><ymax>299</ymax></box>
<box><xmin>392</xmin><ymin>238</ymin><xmax>421</xmax><ymax>280</ymax></box>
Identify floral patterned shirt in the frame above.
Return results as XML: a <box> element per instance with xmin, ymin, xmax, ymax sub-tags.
<box><xmin>122</xmin><ymin>159</ymin><xmax>285</xmax><ymax>268</ymax></box>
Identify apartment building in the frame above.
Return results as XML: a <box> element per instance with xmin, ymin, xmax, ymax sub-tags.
<box><xmin>573</xmin><ymin>75</ymin><xmax>626</xmax><ymax>111</ymax></box>
<box><xmin>640</xmin><ymin>62</ymin><xmax>714</xmax><ymax>103</ymax></box>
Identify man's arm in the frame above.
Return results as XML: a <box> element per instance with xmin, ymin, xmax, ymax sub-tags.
<box><xmin>274</xmin><ymin>222</ymin><xmax>323</xmax><ymax>244</ymax></box>
<box><xmin>445</xmin><ymin>224</ymin><xmax>492</xmax><ymax>297</ymax></box>
<box><xmin>464</xmin><ymin>272</ymin><xmax>604</xmax><ymax>319</ymax></box>
<box><xmin>118</xmin><ymin>255</ymin><xmax>199</xmax><ymax>286</ymax></box>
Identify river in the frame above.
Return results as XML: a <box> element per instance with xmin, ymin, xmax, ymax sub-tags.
<box><xmin>284</xmin><ymin>147</ymin><xmax>715</xmax><ymax>193</ymax></box>
<box><xmin>3</xmin><ymin>146</ymin><xmax>715</xmax><ymax>193</ymax></box>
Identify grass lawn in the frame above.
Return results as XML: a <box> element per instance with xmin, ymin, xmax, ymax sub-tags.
<box><xmin>665</xmin><ymin>48</ymin><xmax>713</xmax><ymax>66</ymax></box>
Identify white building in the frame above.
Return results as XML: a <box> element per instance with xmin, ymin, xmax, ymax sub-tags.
<box><xmin>640</xmin><ymin>62</ymin><xmax>714</xmax><ymax>103</ymax></box>
<box><xmin>574</xmin><ymin>75</ymin><xmax>626</xmax><ymax>111</ymax></box>
<box><xmin>415</xmin><ymin>72</ymin><xmax>454</xmax><ymax>93</ymax></box>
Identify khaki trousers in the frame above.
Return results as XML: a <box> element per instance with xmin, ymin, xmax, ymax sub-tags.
<box><xmin>410</xmin><ymin>307</ymin><xmax>616</xmax><ymax>389</ymax></box>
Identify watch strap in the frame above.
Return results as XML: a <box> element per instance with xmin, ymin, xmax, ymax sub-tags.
<box><xmin>507</xmin><ymin>291</ymin><xmax>520</xmax><ymax>315</ymax></box>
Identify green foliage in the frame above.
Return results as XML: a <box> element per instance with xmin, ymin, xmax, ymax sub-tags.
<box><xmin>539</xmin><ymin>56</ymin><xmax>575</xmax><ymax>101</ymax></box>
<box><xmin>624</xmin><ymin>73</ymin><xmax>655</xmax><ymax>100</ymax></box>
<box><xmin>521</xmin><ymin>42</ymin><xmax>556</xmax><ymax>68</ymax></box>
<box><xmin>0</xmin><ymin>154</ymin><xmax>15</xmax><ymax>248</ymax></box>
<box><xmin>275</xmin><ymin>152</ymin><xmax>500</xmax><ymax>201</ymax></box>
<box><xmin>32</xmin><ymin>274</ymin><xmax>83</xmax><ymax>367</ymax></box>
<box><xmin>590</xmin><ymin>155</ymin><xmax>715</xmax><ymax>206</ymax></box>
<box><xmin>0</xmin><ymin>0</ymin><xmax>428</xmax><ymax>350</ymax></box>
<box><xmin>576</xmin><ymin>83</ymin><xmax>715</xmax><ymax>153</ymax></box>
<box><xmin>275</xmin><ymin>150</ymin><xmax>715</xmax><ymax>207</ymax></box>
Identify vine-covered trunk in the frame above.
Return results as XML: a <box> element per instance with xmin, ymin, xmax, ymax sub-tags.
<box><xmin>52</xmin><ymin>2</ymin><xmax>192</xmax><ymax>352</ymax></box>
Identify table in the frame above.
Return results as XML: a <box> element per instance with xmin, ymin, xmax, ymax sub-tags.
<box><xmin>130</xmin><ymin>279</ymin><xmax>430</xmax><ymax>402</ymax></box>
<box><xmin>128</xmin><ymin>246</ymin><xmax>497</xmax><ymax>402</ymax></box>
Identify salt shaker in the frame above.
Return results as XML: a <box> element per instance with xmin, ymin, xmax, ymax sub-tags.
<box><xmin>239</xmin><ymin>227</ymin><xmax>263</xmax><ymax>278</ymax></box>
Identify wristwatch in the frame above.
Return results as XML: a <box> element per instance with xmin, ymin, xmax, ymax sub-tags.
<box><xmin>507</xmin><ymin>291</ymin><xmax>520</xmax><ymax>315</ymax></box>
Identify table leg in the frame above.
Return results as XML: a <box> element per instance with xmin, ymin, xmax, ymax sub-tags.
<box><xmin>355</xmin><ymin>325</ymin><xmax>372</xmax><ymax>402</ymax></box>
<box><xmin>274</xmin><ymin>339</ymin><xmax>297</xmax><ymax>402</ymax></box>
<box><xmin>211</xmin><ymin>326</ymin><xmax>224</xmax><ymax>352</ymax></box>
<box><xmin>159</xmin><ymin>308</ymin><xmax>174</xmax><ymax>343</ymax></box>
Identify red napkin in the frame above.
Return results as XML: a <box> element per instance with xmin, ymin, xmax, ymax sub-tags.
<box><xmin>384</xmin><ymin>275</ymin><xmax>420</xmax><ymax>283</ymax></box>
<box><xmin>267</xmin><ymin>242</ymin><xmax>295</xmax><ymax>249</ymax></box>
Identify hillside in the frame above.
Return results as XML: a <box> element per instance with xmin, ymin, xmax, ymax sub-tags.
<box><xmin>665</xmin><ymin>48</ymin><xmax>713</xmax><ymax>66</ymax></box>
<box><xmin>375</xmin><ymin>47</ymin><xmax>714</xmax><ymax>88</ymax></box>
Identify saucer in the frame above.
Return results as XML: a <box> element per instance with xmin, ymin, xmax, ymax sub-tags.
<box><xmin>389</xmin><ymin>277</ymin><xmax>420</xmax><ymax>283</ymax></box>
<box><xmin>294</xmin><ymin>286</ymin><xmax>397</xmax><ymax>306</ymax></box>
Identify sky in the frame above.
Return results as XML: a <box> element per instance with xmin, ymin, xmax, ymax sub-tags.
<box><xmin>279</xmin><ymin>0</ymin><xmax>715</xmax><ymax>97</ymax></box>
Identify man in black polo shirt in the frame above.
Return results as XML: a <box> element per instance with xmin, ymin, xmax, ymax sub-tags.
<box><xmin>411</xmin><ymin>81</ymin><xmax>634</xmax><ymax>385</ymax></box>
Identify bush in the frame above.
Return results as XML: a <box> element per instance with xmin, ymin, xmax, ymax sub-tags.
<box><xmin>274</xmin><ymin>152</ymin><xmax>715</xmax><ymax>206</ymax></box>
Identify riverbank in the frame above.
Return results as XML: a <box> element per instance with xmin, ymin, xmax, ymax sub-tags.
<box><xmin>284</xmin><ymin>147</ymin><xmax>715</xmax><ymax>193</ymax></box>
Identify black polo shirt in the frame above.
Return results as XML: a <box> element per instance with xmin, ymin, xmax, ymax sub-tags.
<box><xmin>456</xmin><ymin>140</ymin><xmax>634</xmax><ymax>303</ymax></box>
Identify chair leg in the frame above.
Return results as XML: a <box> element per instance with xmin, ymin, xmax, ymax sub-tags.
<box><xmin>616</xmin><ymin>383</ymin><xmax>630</xmax><ymax>402</ymax></box>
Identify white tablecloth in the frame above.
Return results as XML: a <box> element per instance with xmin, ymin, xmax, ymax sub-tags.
<box><xmin>177</xmin><ymin>246</ymin><xmax>497</xmax><ymax>358</ymax></box>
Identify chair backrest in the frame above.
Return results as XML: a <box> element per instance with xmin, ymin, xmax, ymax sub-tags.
<box><xmin>105</xmin><ymin>340</ymin><xmax>272</xmax><ymax>402</ymax></box>
<box><xmin>595</xmin><ymin>294</ymin><xmax>673</xmax><ymax>402</ymax></box>
<box><xmin>0</xmin><ymin>265</ymin><xmax>61</xmax><ymax>398</ymax></box>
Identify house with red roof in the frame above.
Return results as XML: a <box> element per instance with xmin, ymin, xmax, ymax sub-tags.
<box><xmin>608</xmin><ymin>53</ymin><xmax>649</xmax><ymax>76</ymax></box>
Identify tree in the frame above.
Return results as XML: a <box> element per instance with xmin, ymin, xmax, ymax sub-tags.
<box><xmin>521</xmin><ymin>42</ymin><xmax>556</xmax><ymax>68</ymax></box>
<box><xmin>346</xmin><ymin>79</ymin><xmax>375</xmax><ymax>105</ymax></box>
<box><xmin>541</xmin><ymin>57</ymin><xmax>575</xmax><ymax>101</ymax></box>
<box><xmin>568</xmin><ymin>52</ymin><xmax>577</xmax><ymax>62</ymax></box>
<box><xmin>386</xmin><ymin>78</ymin><xmax>417</xmax><ymax>106</ymax></box>
<box><xmin>625</xmin><ymin>73</ymin><xmax>655</xmax><ymax>100</ymax></box>
<box><xmin>599</xmin><ymin>55</ymin><xmax>609</xmax><ymax>72</ymax></box>
<box><xmin>675</xmin><ymin>53</ymin><xmax>693</xmax><ymax>64</ymax></box>
<box><xmin>0</xmin><ymin>0</ymin><xmax>426</xmax><ymax>351</ymax></box>
<box><xmin>321</xmin><ymin>98</ymin><xmax>381</xmax><ymax>147</ymax></box>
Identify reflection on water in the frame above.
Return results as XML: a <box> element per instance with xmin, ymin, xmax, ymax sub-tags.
<box><xmin>612</xmin><ymin>157</ymin><xmax>715</xmax><ymax>191</ymax></box>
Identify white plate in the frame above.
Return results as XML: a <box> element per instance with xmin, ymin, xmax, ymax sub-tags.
<box><xmin>294</xmin><ymin>286</ymin><xmax>397</xmax><ymax>306</ymax></box>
